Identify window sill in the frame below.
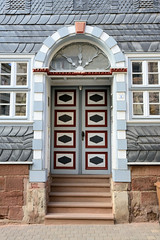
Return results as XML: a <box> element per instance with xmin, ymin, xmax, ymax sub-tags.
<box><xmin>0</xmin><ymin>120</ymin><xmax>34</xmax><ymax>125</ymax></box>
<box><xmin>128</xmin><ymin>162</ymin><xmax>160</xmax><ymax>165</ymax></box>
<box><xmin>0</xmin><ymin>162</ymin><xmax>33</xmax><ymax>165</ymax></box>
<box><xmin>127</xmin><ymin>120</ymin><xmax>160</xmax><ymax>125</ymax></box>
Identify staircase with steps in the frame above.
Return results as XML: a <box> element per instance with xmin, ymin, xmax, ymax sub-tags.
<box><xmin>45</xmin><ymin>175</ymin><xmax>114</xmax><ymax>224</ymax></box>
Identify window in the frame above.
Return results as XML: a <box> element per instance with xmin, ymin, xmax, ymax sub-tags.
<box><xmin>131</xmin><ymin>61</ymin><xmax>160</xmax><ymax>118</ymax></box>
<box><xmin>0</xmin><ymin>62</ymin><xmax>29</xmax><ymax>118</ymax></box>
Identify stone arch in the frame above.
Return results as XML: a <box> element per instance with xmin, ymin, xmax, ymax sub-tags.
<box><xmin>31</xmin><ymin>24</ymin><xmax>130</xmax><ymax>184</ymax></box>
<box><xmin>34</xmin><ymin>25</ymin><xmax>126</xmax><ymax>69</ymax></box>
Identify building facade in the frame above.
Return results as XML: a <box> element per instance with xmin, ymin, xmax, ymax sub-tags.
<box><xmin>0</xmin><ymin>0</ymin><xmax>160</xmax><ymax>223</ymax></box>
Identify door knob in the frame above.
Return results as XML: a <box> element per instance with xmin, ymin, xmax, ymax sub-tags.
<box><xmin>82</xmin><ymin>131</ymin><xmax>85</xmax><ymax>141</ymax></box>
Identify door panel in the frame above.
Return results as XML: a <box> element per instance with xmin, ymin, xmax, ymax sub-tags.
<box><xmin>82</xmin><ymin>88</ymin><xmax>110</xmax><ymax>174</ymax></box>
<box><xmin>51</xmin><ymin>87</ymin><xmax>110</xmax><ymax>175</ymax></box>
<box><xmin>52</xmin><ymin>88</ymin><xmax>79</xmax><ymax>174</ymax></box>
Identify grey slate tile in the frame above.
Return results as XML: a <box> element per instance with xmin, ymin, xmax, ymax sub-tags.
<box><xmin>65</xmin><ymin>15</ymin><xmax>75</xmax><ymax>24</ymax></box>
<box><xmin>7</xmin><ymin>15</ymin><xmax>17</xmax><ymax>25</ymax></box>
<box><xmin>23</xmin><ymin>43</ymin><xmax>35</xmax><ymax>53</ymax></box>
<box><xmin>2</xmin><ymin>31</ymin><xmax>17</xmax><ymax>37</ymax></box>
<box><xmin>121</xmin><ymin>42</ymin><xmax>136</xmax><ymax>52</ymax></box>
<box><xmin>147</xmin><ymin>42</ymin><xmax>158</xmax><ymax>51</ymax></box>
<box><xmin>0</xmin><ymin>15</ymin><xmax>5</xmax><ymax>24</ymax></box>
<box><xmin>135</xmin><ymin>14</ymin><xmax>145</xmax><ymax>23</ymax></box>
<box><xmin>94</xmin><ymin>14</ymin><xmax>105</xmax><ymax>24</ymax></box>
<box><xmin>16</xmin><ymin>44</ymin><xmax>26</xmax><ymax>53</ymax></box>
<box><xmin>140</xmin><ymin>42</ymin><xmax>151</xmax><ymax>52</ymax></box>
<box><xmin>31</xmin><ymin>0</ymin><xmax>45</xmax><ymax>14</ymax></box>
<box><xmin>32</xmin><ymin>43</ymin><xmax>43</xmax><ymax>53</ymax></box>
<box><xmin>27</xmin><ymin>15</ymin><xmax>41</xmax><ymax>25</ymax></box>
<box><xmin>122</xmin><ymin>14</ymin><xmax>133</xmax><ymax>24</ymax></box>
<box><xmin>37</xmin><ymin>15</ymin><xmax>51</xmax><ymax>25</ymax></box>
<box><xmin>19</xmin><ymin>15</ymin><xmax>32</xmax><ymax>25</ymax></box>
<box><xmin>147</xmin><ymin>13</ymin><xmax>158</xmax><ymax>23</ymax></box>
<box><xmin>80</xmin><ymin>15</ymin><xmax>89</xmax><ymax>21</ymax></box>
<box><xmin>1</xmin><ymin>15</ymin><xmax>12</xmax><ymax>25</ymax></box>
<box><xmin>7</xmin><ymin>44</ymin><xmax>19</xmax><ymax>52</ymax></box>
<box><xmin>132</xmin><ymin>42</ymin><xmax>144</xmax><ymax>52</ymax></box>
<box><xmin>0</xmin><ymin>44</ymin><xmax>10</xmax><ymax>53</ymax></box>
<box><xmin>101</xmin><ymin>14</ymin><xmax>112</xmax><ymax>24</ymax></box>
<box><xmin>113</xmin><ymin>14</ymin><xmax>125</xmax><ymax>24</ymax></box>
<box><xmin>88</xmin><ymin>14</ymin><xmax>99</xmax><ymax>24</ymax></box>
<box><xmin>57</xmin><ymin>15</ymin><xmax>68</xmax><ymax>24</ymax></box>
<box><xmin>12</xmin><ymin>15</ymin><xmax>25</xmax><ymax>24</ymax></box>
<box><xmin>47</xmin><ymin>15</ymin><xmax>60</xmax><ymax>24</ymax></box>
<box><xmin>141</xmin><ymin>14</ymin><xmax>153</xmax><ymax>23</ymax></box>
<box><xmin>153</xmin><ymin>14</ymin><xmax>160</xmax><ymax>23</ymax></box>
<box><xmin>73</xmin><ymin>15</ymin><xmax>81</xmax><ymax>21</ymax></box>
<box><xmin>106</xmin><ymin>14</ymin><xmax>116</xmax><ymax>24</ymax></box>
<box><xmin>129</xmin><ymin>14</ymin><xmax>140</xmax><ymax>24</ymax></box>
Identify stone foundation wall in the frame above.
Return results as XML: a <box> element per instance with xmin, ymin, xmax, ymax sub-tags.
<box><xmin>113</xmin><ymin>166</ymin><xmax>160</xmax><ymax>223</ymax></box>
<box><xmin>0</xmin><ymin>165</ymin><xmax>47</xmax><ymax>224</ymax></box>
<box><xmin>0</xmin><ymin>165</ymin><xmax>29</xmax><ymax>223</ymax></box>
<box><xmin>23</xmin><ymin>182</ymin><xmax>47</xmax><ymax>224</ymax></box>
<box><xmin>112</xmin><ymin>181</ymin><xmax>131</xmax><ymax>223</ymax></box>
<box><xmin>129</xmin><ymin>166</ymin><xmax>160</xmax><ymax>222</ymax></box>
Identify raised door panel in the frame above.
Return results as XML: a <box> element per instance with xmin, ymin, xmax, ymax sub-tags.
<box><xmin>52</xmin><ymin>89</ymin><xmax>79</xmax><ymax>174</ymax></box>
<box><xmin>82</xmin><ymin>88</ymin><xmax>110</xmax><ymax>174</ymax></box>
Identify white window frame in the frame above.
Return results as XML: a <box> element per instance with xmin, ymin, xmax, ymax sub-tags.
<box><xmin>0</xmin><ymin>60</ymin><xmax>30</xmax><ymax>120</ymax></box>
<box><xmin>129</xmin><ymin>59</ymin><xmax>160</xmax><ymax>119</ymax></box>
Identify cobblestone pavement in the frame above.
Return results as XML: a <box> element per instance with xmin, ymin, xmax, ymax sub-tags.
<box><xmin>0</xmin><ymin>223</ymin><xmax>160</xmax><ymax>240</ymax></box>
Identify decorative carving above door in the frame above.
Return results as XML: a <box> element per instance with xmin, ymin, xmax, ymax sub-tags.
<box><xmin>49</xmin><ymin>42</ymin><xmax>111</xmax><ymax>71</ymax></box>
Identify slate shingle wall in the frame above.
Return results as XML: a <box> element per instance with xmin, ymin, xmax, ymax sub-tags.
<box><xmin>0</xmin><ymin>126</ymin><xmax>33</xmax><ymax>162</ymax></box>
<box><xmin>127</xmin><ymin>126</ymin><xmax>160</xmax><ymax>163</ymax></box>
<box><xmin>0</xmin><ymin>1</ymin><xmax>159</xmax><ymax>53</ymax></box>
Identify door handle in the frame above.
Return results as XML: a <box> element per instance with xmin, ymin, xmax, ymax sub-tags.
<box><xmin>82</xmin><ymin>131</ymin><xmax>85</xmax><ymax>141</ymax></box>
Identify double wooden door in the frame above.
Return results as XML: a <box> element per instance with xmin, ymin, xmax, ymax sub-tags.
<box><xmin>51</xmin><ymin>87</ymin><xmax>110</xmax><ymax>174</ymax></box>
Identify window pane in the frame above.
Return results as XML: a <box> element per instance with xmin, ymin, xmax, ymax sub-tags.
<box><xmin>150</xmin><ymin>105</ymin><xmax>160</xmax><ymax>115</ymax></box>
<box><xmin>15</xmin><ymin>105</ymin><xmax>26</xmax><ymax>116</ymax></box>
<box><xmin>0</xmin><ymin>75</ymin><xmax>11</xmax><ymax>85</ymax></box>
<box><xmin>132</xmin><ymin>62</ymin><xmax>142</xmax><ymax>72</ymax></box>
<box><xmin>0</xmin><ymin>105</ymin><xmax>9</xmax><ymax>116</ymax></box>
<box><xmin>0</xmin><ymin>93</ymin><xmax>10</xmax><ymax>104</ymax></box>
<box><xmin>148</xmin><ymin>74</ymin><xmax>158</xmax><ymax>84</ymax></box>
<box><xmin>148</xmin><ymin>62</ymin><xmax>158</xmax><ymax>72</ymax></box>
<box><xmin>17</xmin><ymin>63</ymin><xmax>27</xmax><ymax>73</ymax></box>
<box><xmin>149</xmin><ymin>92</ymin><xmax>159</xmax><ymax>103</ymax></box>
<box><xmin>133</xmin><ymin>104</ymin><xmax>143</xmax><ymax>115</ymax></box>
<box><xmin>133</xmin><ymin>92</ymin><xmax>143</xmax><ymax>103</ymax></box>
<box><xmin>16</xmin><ymin>93</ymin><xmax>26</xmax><ymax>104</ymax></box>
<box><xmin>16</xmin><ymin>75</ymin><xmax>27</xmax><ymax>85</ymax></box>
<box><xmin>132</xmin><ymin>74</ymin><xmax>142</xmax><ymax>84</ymax></box>
<box><xmin>1</xmin><ymin>63</ymin><xmax>11</xmax><ymax>74</ymax></box>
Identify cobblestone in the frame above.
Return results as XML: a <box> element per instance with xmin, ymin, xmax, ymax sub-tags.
<box><xmin>0</xmin><ymin>223</ymin><xmax>160</xmax><ymax>240</ymax></box>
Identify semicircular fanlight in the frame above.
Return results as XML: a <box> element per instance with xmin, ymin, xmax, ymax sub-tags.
<box><xmin>49</xmin><ymin>42</ymin><xmax>111</xmax><ymax>71</ymax></box>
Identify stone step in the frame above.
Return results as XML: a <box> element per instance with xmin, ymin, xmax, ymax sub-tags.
<box><xmin>50</xmin><ymin>183</ymin><xmax>111</xmax><ymax>192</ymax></box>
<box><xmin>46</xmin><ymin>175</ymin><xmax>114</xmax><ymax>224</ymax></box>
<box><xmin>51</xmin><ymin>175</ymin><xmax>111</xmax><ymax>184</ymax></box>
<box><xmin>45</xmin><ymin>213</ymin><xmax>114</xmax><ymax>225</ymax></box>
<box><xmin>49</xmin><ymin>191</ymin><xmax>112</xmax><ymax>202</ymax></box>
<box><xmin>47</xmin><ymin>202</ymin><xmax>113</xmax><ymax>214</ymax></box>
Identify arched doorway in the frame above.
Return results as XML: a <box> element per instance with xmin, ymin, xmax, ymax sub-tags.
<box><xmin>49</xmin><ymin>42</ymin><xmax>111</xmax><ymax>174</ymax></box>
<box><xmin>32</xmin><ymin>23</ymin><xmax>128</xmax><ymax>183</ymax></box>
<box><xmin>32</xmin><ymin>24</ymin><xmax>128</xmax><ymax>224</ymax></box>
